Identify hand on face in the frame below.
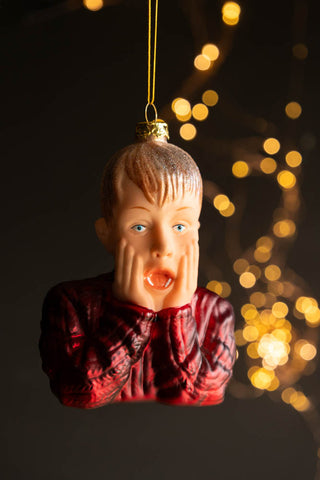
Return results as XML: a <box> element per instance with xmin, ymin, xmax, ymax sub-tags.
<box><xmin>161</xmin><ymin>238</ymin><xmax>199</xmax><ymax>310</ymax></box>
<box><xmin>112</xmin><ymin>238</ymin><xmax>156</xmax><ymax>311</ymax></box>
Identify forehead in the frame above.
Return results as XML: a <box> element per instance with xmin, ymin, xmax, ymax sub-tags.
<box><xmin>117</xmin><ymin>173</ymin><xmax>202</xmax><ymax>213</ymax></box>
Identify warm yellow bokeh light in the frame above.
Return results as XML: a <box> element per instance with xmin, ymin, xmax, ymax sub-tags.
<box><xmin>285</xmin><ymin>150</ymin><xmax>302</xmax><ymax>168</ymax></box>
<box><xmin>192</xmin><ymin>103</ymin><xmax>209</xmax><ymax>121</ymax></box>
<box><xmin>263</xmin><ymin>138</ymin><xmax>280</xmax><ymax>155</ymax></box>
<box><xmin>213</xmin><ymin>194</ymin><xmax>230</xmax><ymax>210</ymax></box>
<box><xmin>222</xmin><ymin>2</ymin><xmax>241</xmax><ymax>25</ymax></box>
<box><xmin>232</xmin><ymin>161</ymin><xmax>250</xmax><ymax>178</ymax></box>
<box><xmin>296</xmin><ymin>296</ymin><xmax>318</xmax><ymax>313</ymax></box>
<box><xmin>194</xmin><ymin>54</ymin><xmax>211</xmax><ymax>71</ymax></box>
<box><xmin>258</xmin><ymin>334</ymin><xmax>288</xmax><ymax>368</ymax></box>
<box><xmin>180</xmin><ymin>123</ymin><xmax>197</xmax><ymax>141</ymax></box>
<box><xmin>254</xmin><ymin>246</ymin><xmax>271</xmax><ymax>263</ymax></box>
<box><xmin>247</xmin><ymin>342</ymin><xmax>260</xmax><ymax>359</ymax></box>
<box><xmin>250</xmin><ymin>292</ymin><xmax>266</xmax><ymax>308</ymax></box>
<box><xmin>292</xmin><ymin>43</ymin><xmax>308</xmax><ymax>60</ymax></box>
<box><xmin>305</xmin><ymin>308</ymin><xmax>320</xmax><ymax>326</ymax></box>
<box><xmin>83</xmin><ymin>0</ymin><xmax>103</xmax><ymax>11</ymax></box>
<box><xmin>220</xmin><ymin>282</ymin><xmax>232</xmax><ymax>298</ymax></box>
<box><xmin>272</xmin><ymin>302</ymin><xmax>289</xmax><ymax>318</ymax></box>
<box><xmin>239</xmin><ymin>272</ymin><xmax>256</xmax><ymax>288</ymax></box>
<box><xmin>251</xmin><ymin>368</ymin><xmax>274</xmax><ymax>390</ymax></box>
<box><xmin>300</xmin><ymin>343</ymin><xmax>317</xmax><ymax>361</ymax></box>
<box><xmin>281</xmin><ymin>387</ymin><xmax>296</xmax><ymax>404</ymax></box>
<box><xmin>256</xmin><ymin>236</ymin><xmax>274</xmax><ymax>250</ymax></box>
<box><xmin>267</xmin><ymin>376</ymin><xmax>280</xmax><ymax>391</ymax></box>
<box><xmin>202</xmin><ymin>44</ymin><xmax>220</xmax><ymax>61</ymax></box>
<box><xmin>233</xmin><ymin>258</ymin><xmax>249</xmax><ymax>274</ymax></box>
<box><xmin>243</xmin><ymin>325</ymin><xmax>259</xmax><ymax>342</ymax></box>
<box><xmin>277</xmin><ymin>170</ymin><xmax>297</xmax><ymax>189</ymax></box>
<box><xmin>172</xmin><ymin>98</ymin><xmax>191</xmax><ymax>116</ymax></box>
<box><xmin>241</xmin><ymin>303</ymin><xmax>258</xmax><ymax>321</ymax></box>
<box><xmin>273</xmin><ymin>219</ymin><xmax>296</xmax><ymax>238</ymax></box>
<box><xmin>265</xmin><ymin>265</ymin><xmax>281</xmax><ymax>281</ymax></box>
<box><xmin>260</xmin><ymin>157</ymin><xmax>277</xmax><ymax>174</ymax></box>
<box><xmin>206</xmin><ymin>280</ymin><xmax>223</xmax><ymax>296</ymax></box>
<box><xmin>220</xmin><ymin>202</ymin><xmax>235</xmax><ymax>217</ymax></box>
<box><xmin>202</xmin><ymin>90</ymin><xmax>219</xmax><ymax>106</ymax></box>
<box><xmin>176</xmin><ymin>112</ymin><xmax>192</xmax><ymax>122</ymax></box>
<box><xmin>290</xmin><ymin>391</ymin><xmax>311</xmax><ymax>411</ymax></box>
<box><xmin>285</xmin><ymin>101</ymin><xmax>302</xmax><ymax>119</ymax></box>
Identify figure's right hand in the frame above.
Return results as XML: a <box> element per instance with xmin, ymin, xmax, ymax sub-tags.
<box><xmin>112</xmin><ymin>239</ymin><xmax>155</xmax><ymax>311</ymax></box>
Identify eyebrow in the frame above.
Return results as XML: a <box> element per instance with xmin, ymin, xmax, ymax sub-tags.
<box><xmin>176</xmin><ymin>207</ymin><xmax>195</xmax><ymax>211</ymax></box>
<box><xmin>128</xmin><ymin>206</ymin><xmax>151</xmax><ymax>211</ymax></box>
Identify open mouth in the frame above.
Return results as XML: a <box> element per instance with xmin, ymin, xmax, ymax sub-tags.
<box><xmin>144</xmin><ymin>269</ymin><xmax>174</xmax><ymax>290</ymax></box>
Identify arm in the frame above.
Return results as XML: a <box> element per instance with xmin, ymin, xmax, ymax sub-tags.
<box><xmin>39</xmin><ymin>284</ymin><xmax>155</xmax><ymax>409</ymax></box>
<box><xmin>155</xmin><ymin>293</ymin><xmax>235</xmax><ymax>406</ymax></box>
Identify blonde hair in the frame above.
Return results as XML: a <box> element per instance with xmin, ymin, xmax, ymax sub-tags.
<box><xmin>100</xmin><ymin>139</ymin><xmax>203</xmax><ymax>222</ymax></box>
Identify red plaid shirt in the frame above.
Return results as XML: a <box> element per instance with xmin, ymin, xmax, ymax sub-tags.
<box><xmin>39</xmin><ymin>272</ymin><xmax>236</xmax><ymax>408</ymax></box>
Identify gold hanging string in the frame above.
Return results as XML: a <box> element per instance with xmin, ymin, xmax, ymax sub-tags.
<box><xmin>145</xmin><ymin>0</ymin><xmax>159</xmax><ymax>123</ymax></box>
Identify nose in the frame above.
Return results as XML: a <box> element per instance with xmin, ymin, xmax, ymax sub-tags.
<box><xmin>151</xmin><ymin>229</ymin><xmax>173</xmax><ymax>258</ymax></box>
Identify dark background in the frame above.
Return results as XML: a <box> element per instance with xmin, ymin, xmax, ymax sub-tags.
<box><xmin>1</xmin><ymin>1</ymin><xmax>319</xmax><ymax>479</ymax></box>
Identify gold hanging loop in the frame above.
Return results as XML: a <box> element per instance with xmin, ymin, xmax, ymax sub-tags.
<box><xmin>145</xmin><ymin>102</ymin><xmax>158</xmax><ymax>123</ymax></box>
<box><xmin>145</xmin><ymin>0</ymin><xmax>159</xmax><ymax>123</ymax></box>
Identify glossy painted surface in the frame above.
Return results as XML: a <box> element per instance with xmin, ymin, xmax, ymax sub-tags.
<box><xmin>40</xmin><ymin>272</ymin><xmax>236</xmax><ymax>409</ymax></box>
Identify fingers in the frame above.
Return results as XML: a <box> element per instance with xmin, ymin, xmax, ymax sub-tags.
<box><xmin>186</xmin><ymin>239</ymin><xmax>199</xmax><ymax>292</ymax></box>
<box><xmin>122</xmin><ymin>243</ymin><xmax>134</xmax><ymax>294</ymax></box>
<box><xmin>114</xmin><ymin>238</ymin><xmax>126</xmax><ymax>287</ymax></box>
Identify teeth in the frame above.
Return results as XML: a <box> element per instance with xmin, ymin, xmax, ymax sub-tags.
<box><xmin>147</xmin><ymin>277</ymin><xmax>154</xmax><ymax>287</ymax></box>
<box><xmin>164</xmin><ymin>278</ymin><xmax>172</xmax><ymax>288</ymax></box>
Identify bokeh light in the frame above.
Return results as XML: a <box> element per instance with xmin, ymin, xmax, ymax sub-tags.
<box><xmin>192</xmin><ymin>103</ymin><xmax>209</xmax><ymax>121</ymax></box>
<box><xmin>292</xmin><ymin>43</ymin><xmax>308</xmax><ymax>60</ymax></box>
<box><xmin>233</xmin><ymin>258</ymin><xmax>249</xmax><ymax>274</ymax></box>
<box><xmin>285</xmin><ymin>101</ymin><xmax>302</xmax><ymax>119</ymax></box>
<box><xmin>220</xmin><ymin>202</ymin><xmax>235</xmax><ymax>217</ymax></box>
<box><xmin>265</xmin><ymin>265</ymin><xmax>281</xmax><ymax>281</ymax></box>
<box><xmin>277</xmin><ymin>170</ymin><xmax>297</xmax><ymax>189</ymax></box>
<box><xmin>250</xmin><ymin>292</ymin><xmax>266</xmax><ymax>307</ymax></box>
<box><xmin>180</xmin><ymin>123</ymin><xmax>197</xmax><ymax>140</ymax></box>
<box><xmin>239</xmin><ymin>272</ymin><xmax>256</xmax><ymax>288</ymax></box>
<box><xmin>213</xmin><ymin>194</ymin><xmax>230</xmax><ymax>210</ymax></box>
<box><xmin>83</xmin><ymin>0</ymin><xmax>104</xmax><ymax>11</ymax></box>
<box><xmin>222</xmin><ymin>2</ymin><xmax>241</xmax><ymax>25</ymax></box>
<box><xmin>272</xmin><ymin>302</ymin><xmax>289</xmax><ymax>318</ymax></box>
<box><xmin>254</xmin><ymin>246</ymin><xmax>271</xmax><ymax>263</ymax></box>
<box><xmin>202</xmin><ymin>90</ymin><xmax>219</xmax><ymax>106</ymax></box>
<box><xmin>172</xmin><ymin>98</ymin><xmax>191</xmax><ymax>116</ymax></box>
<box><xmin>260</xmin><ymin>157</ymin><xmax>277</xmax><ymax>174</ymax></box>
<box><xmin>232</xmin><ymin>161</ymin><xmax>250</xmax><ymax>178</ymax></box>
<box><xmin>273</xmin><ymin>220</ymin><xmax>296</xmax><ymax>238</ymax></box>
<box><xmin>202</xmin><ymin>44</ymin><xmax>220</xmax><ymax>61</ymax></box>
<box><xmin>263</xmin><ymin>138</ymin><xmax>280</xmax><ymax>155</ymax></box>
<box><xmin>194</xmin><ymin>54</ymin><xmax>211</xmax><ymax>71</ymax></box>
<box><xmin>285</xmin><ymin>150</ymin><xmax>302</xmax><ymax>167</ymax></box>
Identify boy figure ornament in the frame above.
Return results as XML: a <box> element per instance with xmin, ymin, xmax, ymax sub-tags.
<box><xmin>40</xmin><ymin>120</ymin><xmax>236</xmax><ymax>409</ymax></box>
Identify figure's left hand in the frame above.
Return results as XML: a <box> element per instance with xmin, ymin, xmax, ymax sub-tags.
<box><xmin>162</xmin><ymin>239</ymin><xmax>199</xmax><ymax>310</ymax></box>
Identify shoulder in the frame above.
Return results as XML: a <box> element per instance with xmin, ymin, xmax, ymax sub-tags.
<box><xmin>44</xmin><ymin>271</ymin><xmax>114</xmax><ymax>306</ymax></box>
<box><xmin>192</xmin><ymin>287</ymin><xmax>235</xmax><ymax>326</ymax></box>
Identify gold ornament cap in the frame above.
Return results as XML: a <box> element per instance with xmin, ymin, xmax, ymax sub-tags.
<box><xmin>135</xmin><ymin>119</ymin><xmax>169</xmax><ymax>141</ymax></box>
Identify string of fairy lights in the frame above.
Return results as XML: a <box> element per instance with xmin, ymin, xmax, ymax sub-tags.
<box><xmin>81</xmin><ymin>0</ymin><xmax>319</xmax><ymax>471</ymax></box>
<box><xmin>169</xmin><ymin>0</ymin><xmax>320</xmax><ymax>468</ymax></box>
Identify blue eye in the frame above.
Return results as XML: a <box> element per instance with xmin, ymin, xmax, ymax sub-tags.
<box><xmin>131</xmin><ymin>224</ymin><xmax>146</xmax><ymax>232</ymax></box>
<box><xmin>173</xmin><ymin>224</ymin><xmax>186</xmax><ymax>232</ymax></box>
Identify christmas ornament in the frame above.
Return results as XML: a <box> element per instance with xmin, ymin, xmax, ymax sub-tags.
<box><xmin>39</xmin><ymin>0</ymin><xmax>236</xmax><ymax>408</ymax></box>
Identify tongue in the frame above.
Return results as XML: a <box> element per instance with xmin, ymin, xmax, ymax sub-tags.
<box><xmin>147</xmin><ymin>272</ymin><xmax>171</xmax><ymax>289</ymax></box>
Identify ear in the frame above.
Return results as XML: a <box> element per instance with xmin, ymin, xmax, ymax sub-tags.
<box><xmin>94</xmin><ymin>217</ymin><xmax>114</xmax><ymax>254</ymax></box>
